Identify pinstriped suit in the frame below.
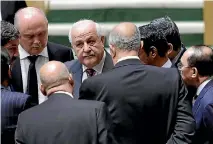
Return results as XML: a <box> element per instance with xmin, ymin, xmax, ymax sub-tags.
<box><xmin>1</xmin><ymin>86</ymin><xmax>33</xmax><ymax>144</ymax></box>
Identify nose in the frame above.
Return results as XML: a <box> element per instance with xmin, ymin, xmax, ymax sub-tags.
<box><xmin>33</xmin><ymin>36</ymin><xmax>40</xmax><ymax>44</ymax></box>
<box><xmin>83</xmin><ymin>42</ymin><xmax>91</xmax><ymax>53</ymax></box>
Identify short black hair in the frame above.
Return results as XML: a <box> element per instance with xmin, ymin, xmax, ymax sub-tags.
<box><xmin>150</xmin><ymin>16</ymin><xmax>181</xmax><ymax>51</ymax></box>
<box><xmin>1</xmin><ymin>20</ymin><xmax>19</xmax><ymax>46</ymax></box>
<box><xmin>139</xmin><ymin>24</ymin><xmax>169</xmax><ymax>57</ymax></box>
<box><xmin>1</xmin><ymin>48</ymin><xmax>10</xmax><ymax>83</ymax></box>
<box><xmin>188</xmin><ymin>45</ymin><xmax>213</xmax><ymax>77</ymax></box>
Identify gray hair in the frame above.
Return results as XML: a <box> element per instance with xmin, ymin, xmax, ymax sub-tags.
<box><xmin>68</xmin><ymin>19</ymin><xmax>102</xmax><ymax>44</ymax></box>
<box><xmin>14</xmin><ymin>7</ymin><xmax>48</xmax><ymax>29</ymax></box>
<box><xmin>1</xmin><ymin>21</ymin><xmax>19</xmax><ymax>46</ymax></box>
<box><xmin>40</xmin><ymin>63</ymin><xmax>70</xmax><ymax>91</ymax></box>
<box><xmin>108</xmin><ymin>25</ymin><xmax>141</xmax><ymax>51</ymax></box>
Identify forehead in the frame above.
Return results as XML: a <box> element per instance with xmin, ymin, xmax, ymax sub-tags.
<box><xmin>71</xmin><ymin>25</ymin><xmax>98</xmax><ymax>41</ymax></box>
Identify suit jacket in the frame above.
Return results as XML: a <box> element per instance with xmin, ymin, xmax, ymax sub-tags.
<box><xmin>80</xmin><ymin>59</ymin><xmax>195</xmax><ymax>144</ymax></box>
<box><xmin>15</xmin><ymin>93</ymin><xmax>116</xmax><ymax>144</ymax></box>
<box><xmin>1</xmin><ymin>1</ymin><xmax>27</xmax><ymax>24</ymax></box>
<box><xmin>11</xmin><ymin>41</ymin><xmax>74</xmax><ymax>93</ymax></box>
<box><xmin>171</xmin><ymin>46</ymin><xmax>186</xmax><ymax>68</ymax></box>
<box><xmin>1</xmin><ymin>86</ymin><xmax>33</xmax><ymax>144</ymax></box>
<box><xmin>65</xmin><ymin>51</ymin><xmax>113</xmax><ymax>98</ymax></box>
<box><xmin>192</xmin><ymin>80</ymin><xmax>213</xmax><ymax>144</ymax></box>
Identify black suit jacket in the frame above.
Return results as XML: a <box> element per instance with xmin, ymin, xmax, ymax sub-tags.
<box><xmin>1</xmin><ymin>87</ymin><xmax>33</xmax><ymax>144</ymax></box>
<box><xmin>1</xmin><ymin>1</ymin><xmax>27</xmax><ymax>24</ymax></box>
<box><xmin>15</xmin><ymin>93</ymin><xmax>116</xmax><ymax>144</ymax></box>
<box><xmin>65</xmin><ymin>51</ymin><xmax>113</xmax><ymax>98</ymax></box>
<box><xmin>11</xmin><ymin>42</ymin><xmax>74</xmax><ymax>93</ymax></box>
<box><xmin>80</xmin><ymin>59</ymin><xmax>195</xmax><ymax>144</ymax></box>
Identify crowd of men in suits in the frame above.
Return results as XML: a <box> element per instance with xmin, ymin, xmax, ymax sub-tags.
<box><xmin>1</xmin><ymin>6</ymin><xmax>213</xmax><ymax>144</ymax></box>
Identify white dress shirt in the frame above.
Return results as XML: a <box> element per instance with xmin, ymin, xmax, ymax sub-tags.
<box><xmin>196</xmin><ymin>79</ymin><xmax>212</xmax><ymax>96</ymax></box>
<box><xmin>162</xmin><ymin>59</ymin><xmax>172</xmax><ymax>68</ymax></box>
<box><xmin>117</xmin><ymin>56</ymin><xmax>140</xmax><ymax>63</ymax></box>
<box><xmin>0</xmin><ymin>12</ymin><xmax>2</xmax><ymax>21</ymax></box>
<box><xmin>19</xmin><ymin>45</ymin><xmax>49</xmax><ymax>104</ymax></box>
<box><xmin>82</xmin><ymin>51</ymin><xmax>106</xmax><ymax>82</ymax></box>
<box><xmin>54</xmin><ymin>91</ymin><xmax>73</xmax><ymax>98</ymax></box>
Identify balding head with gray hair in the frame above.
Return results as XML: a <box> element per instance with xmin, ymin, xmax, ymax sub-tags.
<box><xmin>68</xmin><ymin>19</ymin><xmax>102</xmax><ymax>44</ymax></box>
<box><xmin>40</xmin><ymin>61</ymin><xmax>74</xmax><ymax>96</ymax></box>
<box><xmin>108</xmin><ymin>22</ymin><xmax>141</xmax><ymax>52</ymax></box>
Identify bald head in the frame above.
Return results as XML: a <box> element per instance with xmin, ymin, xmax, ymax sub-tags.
<box><xmin>40</xmin><ymin>61</ymin><xmax>71</xmax><ymax>91</ymax></box>
<box><xmin>109</xmin><ymin>22</ymin><xmax>141</xmax><ymax>51</ymax></box>
<box><xmin>14</xmin><ymin>7</ymin><xmax>48</xmax><ymax>30</ymax></box>
<box><xmin>68</xmin><ymin>19</ymin><xmax>101</xmax><ymax>43</ymax></box>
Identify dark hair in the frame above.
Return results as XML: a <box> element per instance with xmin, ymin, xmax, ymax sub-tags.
<box><xmin>188</xmin><ymin>45</ymin><xmax>213</xmax><ymax>77</ymax></box>
<box><xmin>1</xmin><ymin>20</ymin><xmax>19</xmax><ymax>46</ymax></box>
<box><xmin>150</xmin><ymin>16</ymin><xmax>181</xmax><ymax>51</ymax></box>
<box><xmin>139</xmin><ymin>24</ymin><xmax>169</xmax><ymax>57</ymax></box>
<box><xmin>1</xmin><ymin>48</ymin><xmax>10</xmax><ymax>83</ymax></box>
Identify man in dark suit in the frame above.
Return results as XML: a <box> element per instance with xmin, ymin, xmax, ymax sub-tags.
<box><xmin>150</xmin><ymin>16</ymin><xmax>186</xmax><ymax>68</ymax></box>
<box><xmin>11</xmin><ymin>7</ymin><xmax>74</xmax><ymax>105</ymax></box>
<box><xmin>65</xmin><ymin>19</ymin><xmax>113</xmax><ymax>98</ymax></box>
<box><xmin>80</xmin><ymin>22</ymin><xmax>195</xmax><ymax>144</ymax></box>
<box><xmin>139</xmin><ymin>24</ymin><xmax>172</xmax><ymax>68</ymax></box>
<box><xmin>1</xmin><ymin>48</ymin><xmax>33</xmax><ymax>144</ymax></box>
<box><xmin>1</xmin><ymin>1</ymin><xmax>27</xmax><ymax>24</ymax></box>
<box><xmin>179</xmin><ymin>45</ymin><xmax>213</xmax><ymax>144</ymax></box>
<box><xmin>15</xmin><ymin>61</ymin><xmax>116</xmax><ymax>144</ymax></box>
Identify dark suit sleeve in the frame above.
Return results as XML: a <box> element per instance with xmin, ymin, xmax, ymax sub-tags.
<box><xmin>166</xmin><ymin>77</ymin><xmax>196</xmax><ymax>144</ymax></box>
<box><xmin>79</xmin><ymin>79</ymin><xmax>95</xmax><ymax>100</ymax></box>
<box><xmin>97</xmin><ymin>103</ymin><xmax>117</xmax><ymax>144</ymax></box>
<box><xmin>15</xmin><ymin>115</ymin><xmax>26</xmax><ymax>144</ymax></box>
<box><xmin>23</xmin><ymin>95</ymin><xmax>35</xmax><ymax>110</ymax></box>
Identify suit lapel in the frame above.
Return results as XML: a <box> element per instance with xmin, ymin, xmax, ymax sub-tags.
<box><xmin>71</xmin><ymin>61</ymin><xmax>83</xmax><ymax>98</ymax></box>
<box><xmin>102</xmin><ymin>51</ymin><xmax>114</xmax><ymax>72</ymax></box>
<box><xmin>11</xmin><ymin>57</ymin><xmax>23</xmax><ymax>92</ymax></box>
<box><xmin>193</xmin><ymin>79</ymin><xmax>213</xmax><ymax>115</ymax></box>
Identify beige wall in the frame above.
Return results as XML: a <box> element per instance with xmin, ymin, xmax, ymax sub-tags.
<box><xmin>204</xmin><ymin>0</ymin><xmax>213</xmax><ymax>45</ymax></box>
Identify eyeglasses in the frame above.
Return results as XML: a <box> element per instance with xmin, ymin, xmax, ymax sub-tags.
<box><xmin>177</xmin><ymin>62</ymin><xmax>191</xmax><ymax>70</ymax></box>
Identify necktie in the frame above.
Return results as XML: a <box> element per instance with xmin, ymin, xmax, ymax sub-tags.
<box><xmin>27</xmin><ymin>55</ymin><xmax>39</xmax><ymax>105</ymax></box>
<box><xmin>85</xmin><ymin>68</ymin><xmax>96</xmax><ymax>77</ymax></box>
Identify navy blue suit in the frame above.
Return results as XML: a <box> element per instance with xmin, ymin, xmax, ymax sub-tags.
<box><xmin>1</xmin><ymin>86</ymin><xmax>33</xmax><ymax>144</ymax></box>
<box><xmin>65</xmin><ymin>51</ymin><xmax>113</xmax><ymax>98</ymax></box>
<box><xmin>193</xmin><ymin>79</ymin><xmax>213</xmax><ymax>144</ymax></box>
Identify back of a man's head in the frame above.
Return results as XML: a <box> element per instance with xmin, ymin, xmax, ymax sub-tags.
<box><xmin>139</xmin><ymin>24</ymin><xmax>168</xmax><ymax>57</ymax></box>
<box><xmin>39</xmin><ymin>61</ymin><xmax>73</xmax><ymax>96</ymax></box>
<box><xmin>109</xmin><ymin>22</ymin><xmax>141</xmax><ymax>52</ymax></box>
<box><xmin>1</xmin><ymin>48</ymin><xmax>10</xmax><ymax>84</ymax></box>
<box><xmin>187</xmin><ymin>45</ymin><xmax>213</xmax><ymax>77</ymax></box>
<box><xmin>150</xmin><ymin>16</ymin><xmax>181</xmax><ymax>52</ymax></box>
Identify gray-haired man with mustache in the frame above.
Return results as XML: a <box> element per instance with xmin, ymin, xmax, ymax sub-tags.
<box><xmin>11</xmin><ymin>7</ymin><xmax>74</xmax><ymax>105</ymax></box>
<box><xmin>65</xmin><ymin>19</ymin><xmax>114</xmax><ymax>98</ymax></box>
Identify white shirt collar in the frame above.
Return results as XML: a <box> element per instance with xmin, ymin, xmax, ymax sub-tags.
<box><xmin>196</xmin><ymin>79</ymin><xmax>212</xmax><ymax>95</ymax></box>
<box><xmin>117</xmin><ymin>56</ymin><xmax>140</xmax><ymax>63</ymax></box>
<box><xmin>19</xmin><ymin>45</ymin><xmax>49</xmax><ymax>59</ymax></box>
<box><xmin>82</xmin><ymin>51</ymin><xmax>106</xmax><ymax>73</ymax></box>
<box><xmin>162</xmin><ymin>59</ymin><xmax>172</xmax><ymax>68</ymax></box>
<box><xmin>54</xmin><ymin>91</ymin><xmax>74</xmax><ymax>98</ymax></box>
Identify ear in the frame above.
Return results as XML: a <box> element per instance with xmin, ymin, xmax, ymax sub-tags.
<box><xmin>109</xmin><ymin>44</ymin><xmax>116</xmax><ymax>58</ymax></box>
<box><xmin>149</xmin><ymin>46</ymin><xmax>157</xmax><ymax>58</ymax></box>
<box><xmin>191</xmin><ymin>67</ymin><xmax>198</xmax><ymax>78</ymax></box>
<box><xmin>167</xmin><ymin>43</ymin><xmax>173</xmax><ymax>56</ymax></box>
<box><xmin>100</xmin><ymin>36</ymin><xmax>105</xmax><ymax>47</ymax></box>
<box><xmin>40</xmin><ymin>84</ymin><xmax>47</xmax><ymax>96</ymax></box>
<box><xmin>68</xmin><ymin>75</ymin><xmax>74</xmax><ymax>87</ymax></box>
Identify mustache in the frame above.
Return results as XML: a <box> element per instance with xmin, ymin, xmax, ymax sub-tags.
<box><xmin>32</xmin><ymin>44</ymin><xmax>42</xmax><ymax>48</ymax></box>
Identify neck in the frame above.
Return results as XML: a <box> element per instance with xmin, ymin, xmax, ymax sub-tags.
<box><xmin>114</xmin><ymin>50</ymin><xmax>138</xmax><ymax>64</ymax></box>
<box><xmin>46</xmin><ymin>83</ymin><xmax>73</xmax><ymax>96</ymax></box>
<box><xmin>153</xmin><ymin>57</ymin><xmax>169</xmax><ymax>67</ymax></box>
<box><xmin>169</xmin><ymin>48</ymin><xmax>181</xmax><ymax>60</ymax></box>
<box><xmin>197</xmin><ymin>76</ymin><xmax>210</xmax><ymax>88</ymax></box>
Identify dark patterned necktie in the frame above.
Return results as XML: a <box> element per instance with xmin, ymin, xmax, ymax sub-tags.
<box><xmin>85</xmin><ymin>68</ymin><xmax>96</xmax><ymax>77</ymax></box>
<box><xmin>27</xmin><ymin>55</ymin><xmax>39</xmax><ymax>105</ymax></box>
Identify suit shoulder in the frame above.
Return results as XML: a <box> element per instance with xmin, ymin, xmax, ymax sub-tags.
<box><xmin>73</xmin><ymin>99</ymin><xmax>105</xmax><ymax>110</ymax></box>
<box><xmin>64</xmin><ymin>59</ymin><xmax>80</xmax><ymax>70</ymax></box>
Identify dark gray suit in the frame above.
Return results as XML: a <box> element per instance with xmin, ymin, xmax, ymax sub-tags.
<box><xmin>65</xmin><ymin>51</ymin><xmax>113</xmax><ymax>98</ymax></box>
<box><xmin>15</xmin><ymin>93</ymin><xmax>116</xmax><ymax>144</ymax></box>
